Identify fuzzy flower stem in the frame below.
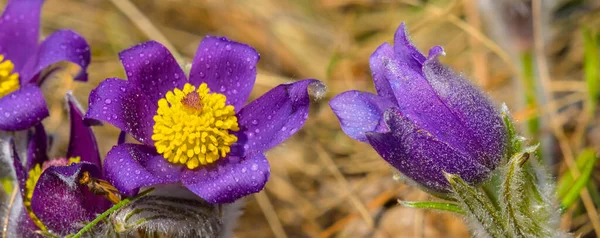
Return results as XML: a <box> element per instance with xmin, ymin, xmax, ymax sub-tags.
<box><xmin>71</xmin><ymin>188</ymin><xmax>154</xmax><ymax>238</ymax></box>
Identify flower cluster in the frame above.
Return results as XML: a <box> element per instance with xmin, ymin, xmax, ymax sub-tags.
<box><xmin>0</xmin><ymin>0</ymin><xmax>558</xmax><ymax>236</ymax></box>
<box><xmin>0</xmin><ymin>0</ymin><xmax>321</xmax><ymax>236</ymax></box>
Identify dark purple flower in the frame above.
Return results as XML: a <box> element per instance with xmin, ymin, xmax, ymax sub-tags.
<box><xmin>329</xmin><ymin>23</ymin><xmax>507</xmax><ymax>193</ymax></box>
<box><xmin>0</xmin><ymin>0</ymin><xmax>90</xmax><ymax>131</ymax></box>
<box><xmin>11</xmin><ymin>94</ymin><xmax>110</xmax><ymax>237</ymax></box>
<box><xmin>85</xmin><ymin>38</ymin><xmax>319</xmax><ymax>204</ymax></box>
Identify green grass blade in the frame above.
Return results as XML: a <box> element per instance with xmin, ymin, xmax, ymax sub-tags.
<box><xmin>399</xmin><ymin>200</ymin><xmax>465</xmax><ymax>214</ymax></box>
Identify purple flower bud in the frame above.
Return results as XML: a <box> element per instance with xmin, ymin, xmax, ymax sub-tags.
<box><xmin>329</xmin><ymin>23</ymin><xmax>507</xmax><ymax>193</ymax></box>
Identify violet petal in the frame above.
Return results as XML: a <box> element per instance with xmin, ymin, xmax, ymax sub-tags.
<box><xmin>16</xmin><ymin>206</ymin><xmax>41</xmax><ymax>238</ymax></box>
<box><xmin>423</xmin><ymin>47</ymin><xmax>506</xmax><ymax>169</ymax></box>
<box><xmin>181</xmin><ymin>152</ymin><xmax>270</xmax><ymax>204</ymax></box>
<box><xmin>393</xmin><ymin>22</ymin><xmax>426</xmax><ymax>69</ymax></box>
<box><xmin>19</xmin><ymin>30</ymin><xmax>91</xmax><ymax>85</ymax></box>
<box><xmin>103</xmin><ymin>143</ymin><xmax>182</xmax><ymax>197</ymax></box>
<box><xmin>366</xmin><ymin>108</ymin><xmax>490</xmax><ymax>193</ymax></box>
<box><xmin>119</xmin><ymin>41</ymin><xmax>186</xmax><ymax>104</ymax></box>
<box><xmin>30</xmin><ymin>162</ymin><xmax>110</xmax><ymax>235</ymax></box>
<box><xmin>0</xmin><ymin>85</ymin><xmax>48</xmax><ymax>131</ymax></box>
<box><xmin>329</xmin><ymin>90</ymin><xmax>394</xmax><ymax>142</ymax></box>
<box><xmin>11</xmin><ymin>139</ymin><xmax>26</xmax><ymax>194</ymax></box>
<box><xmin>369</xmin><ymin>43</ymin><xmax>400</xmax><ymax>101</ymax></box>
<box><xmin>66</xmin><ymin>93</ymin><xmax>101</xmax><ymax>170</ymax></box>
<box><xmin>0</xmin><ymin>0</ymin><xmax>42</xmax><ymax>73</ymax></box>
<box><xmin>233</xmin><ymin>79</ymin><xmax>317</xmax><ymax>156</ymax></box>
<box><xmin>189</xmin><ymin>36</ymin><xmax>259</xmax><ymax>111</ymax></box>
<box><xmin>26</xmin><ymin>123</ymin><xmax>47</xmax><ymax>170</ymax></box>
<box><xmin>85</xmin><ymin>78</ymin><xmax>155</xmax><ymax>146</ymax></box>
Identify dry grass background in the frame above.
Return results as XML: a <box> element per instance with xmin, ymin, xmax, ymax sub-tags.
<box><xmin>6</xmin><ymin>0</ymin><xmax>600</xmax><ymax>237</ymax></box>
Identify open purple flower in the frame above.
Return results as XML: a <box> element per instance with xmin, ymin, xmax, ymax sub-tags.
<box><xmin>85</xmin><ymin>38</ymin><xmax>319</xmax><ymax>203</ymax></box>
<box><xmin>329</xmin><ymin>23</ymin><xmax>507</xmax><ymax>193</ymax></box>
<box><xmin>0</xmin><ymin>0</ymin><xmax>90</xmax><ymax>131</ymax></box>
<box><xmin>11</xmin><ymin>94</ymin><xmax>110</xmax><ymax>237</ymax></box>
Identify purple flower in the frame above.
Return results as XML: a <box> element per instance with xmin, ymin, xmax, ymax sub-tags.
<box><xmin>0</xmin><ymin>0</ymin><xmax>90</xmax><ymax>131</ymax></box>
<box><xmin>85</xmin><ymin>38</ymin><xmax>319</xmax><ymax>203</ymax></box>
<box><xmin>11</xmin><ymin>94</ymin><xmax>110</xmax><ymax>237</ymax></box>
<box><xmin>329</xmin><ymin>23</ymin><xmax>507</xmax><ymax>193</ymax></box>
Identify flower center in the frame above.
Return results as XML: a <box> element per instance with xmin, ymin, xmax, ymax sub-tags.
<box><xmin>24</xmin><ymin>157</ymin><xmax>80</xmax><ymax>231</ymax></box>
<box><xmin>152</xmin><ymin>83</ymin><xmax>239</xmax><ymax>169</ymax></box>
<box><xmin>0</xmin><ymin>54</ymin><xmax>19</xmax><ymax>98</ymax></box>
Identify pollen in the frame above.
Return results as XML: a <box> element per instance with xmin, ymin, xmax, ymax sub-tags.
<box><xmin>24</xmin><ymin>164</ymin><xmax>47</xmax><ymax>231</ymax></box>
<box><xmin>152</xmin><ymin>83</ymin><xmax>239</xmax><ymax>170</ymax></box>
<box><xmin>0</xmin><ymin>54</ymin><xmax>19</xmax><ymax>98</ymax></box>
<box><xmin>23</xmin><ymin>157</ymin><xmax>80</xmax><ymax>231</ymax></box>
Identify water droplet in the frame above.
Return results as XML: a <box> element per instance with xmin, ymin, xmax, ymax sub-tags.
<box><xmin>251</xmin><ymin>163</ymin><xmax>258</xmax><ymax>171</ymax></box>
<box><xmin>199</xmin><ymin>72</ymin><xmax>205</xmax><ymax>78</ymax></box>
<box><xmin>144</xmin><ymin>60</ymin><xmax>150</xmax><ymax>65</ymax></box>
<box><xmin>308</xmin><ymin>81</ymin><xmax>327</xmax><ymax>99</ymax></box>
<box><xmin>220</xmin><ymin>85</ymin><xmax>226</xmax><ymax>92</ymax></box>
<box><xmin>120</xmin><ymin>87</ymin><xmax>127</xmax><ymax>92</ymax></box>
<box><xmin>135</xmin><ymin>170</ymin><xmax>141</xmax><ymax>175</ymax></box>
<box><xmin>104</xmin><ymin>99</ymin><xmax>112</xmax><ymax>104</ymax></box>
<box><xmin>225</xmin><ymin>44</ymin><xmax>232</xmax><ymax>50</ymax></box>
<box><xmin>254</xmin><ymin>129</ymin><xmax>260</xmax><ymax>133</ymax></box>
<box><xmin>139</xmin><ymin>53</ymin><xmax>144</xmax><ymax>57</ymax></box>
<box><xmin>281</xmin><ymin>126</ymin><xmax>287</xmax><ymax>131</ymax></box>
<box><xmin>4</xmin><ymin>112</ymin><xmax>9</xmax><ymax>117</ymax></box>
<box><xmin>241</xmin><ymin>167</ymin><xmax>247</xmax><ymax>173</ymax></box>
<box><xmin>174</xmin><ymin>73</ymin><xmax>180</xmax><ymax>79</ymax></box>
<box><xmin>251</xmin><ymin>119</ymin><xmax>258</xmax><ymax>125</ymax></box>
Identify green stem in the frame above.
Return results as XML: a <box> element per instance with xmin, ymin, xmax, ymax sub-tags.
<box><xmin>71</xmin><ymin>188</ymin><xmax>154</xmax><ymax>238</ymax></box>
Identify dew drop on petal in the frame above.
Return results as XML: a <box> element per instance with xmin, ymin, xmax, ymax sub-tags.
<box><xmin>308</xmin><ymin>81</ymin><xmax>327</xmax><ymax>100</ymax></box>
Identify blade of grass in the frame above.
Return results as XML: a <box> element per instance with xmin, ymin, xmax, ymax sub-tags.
<box><xmin>560</xmin><ymin>150</ymin><xmax>598</xmax><ymax>210</ymax></box>
<box><xmin>557</xmin><ymin>149</ymin><xmax>596</xmax><ymax>198</ymax></box>
<box><xmin>399</xmin><ymin>200</ymin><xmax>465</xmax><ymax>214</ymax></box>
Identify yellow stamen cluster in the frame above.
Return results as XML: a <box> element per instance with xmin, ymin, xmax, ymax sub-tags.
<box><xmin>152</xmin><ymin>83</ymin><xmax>239</xmax><ymax>169</ymax></box>
<box><xmin>24</xmin><ymin>157</ymin><xmax>80</xmax><ymax>231</ymax></box>
<box><xmin>0</xmin><ymin>55</ymin><xmax>19</xmax><ymax>98</ymax></box>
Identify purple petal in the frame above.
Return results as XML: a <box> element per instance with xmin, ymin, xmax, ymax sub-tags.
<box><xmin>181</xmin><ymin>152</ymin><xmax>269</xmax><ymax>204</ymax></box>
<box><xmin>369</xmin><ymin>43</ymin><xmax>399</xmax><ymax>101</ymax></box>
<box><xmin>0</xmin><ymin>85</ymin><xmax>48</xmax><ymax>131</ymax></box>
<box><xmin>0</xmin><ymin>0</ymin><xmax>42</xmax><ymax>73</ymax></box>
<box><xmin>30</xmin><ymin>162</ymin><xmax>111</xmax><ymax>235</ymax></box>
<box><xmin>66</xmin><ymin>93</ymin><xmax>101</xmax><ymax>169</ymax></box>
<box><xmin>19</xmin><ymin>30</ymin><xmax>91</xmax><ymax>85</ymax></box>
<box><xmin>26</xmin><ymin>123</ymin><xmax>48</xmax><ymax>170</ymax></box>
<box><xmin>16</xmin><ymin>207</ymin><xmax>41</xmax><ymax>238</ymax></box>
<box><xmin>372</xmin><ymin>41</ymin><xmax>479</xmax><ymax>161</ymax></box>
<box><xmin>366</xmin><ymin>109</ymin><xmax>491</xmax><ymax>193</ymax></box>
<box><xmin>233</xmin><ymin>79</ymin><xmax>318</xmax><ymax>156</ymax></box>
<box><xmin>329</xmin><ymin>90</ymin><xmax>394</xmax><ymax>142</ymax></box>
<box><xmin>85</xmin><ymin>78</ymin><xmax>155</xmax><ymax>146</ymax></box>
<box><xmin>119</xmin><ymin>40</ymin><xmax>186</xmax><ymax>105</ymax></box>
<box><xmin>393</xmin><ymin>22</ymin><xmax>426</xmax><ymax>69</ymax></box>
<box><xmin>423</xmin><ymin>48</ymin><xmax>506</xmax><ymax>169</ymax></box>
<box><xmin>103</xmin><ymin>143</ymin><xmax>182</xmax><ymax>197</ymax></box>
<box><xmin>189</xmin><ymin>36</ymin><xmax>259</xmax><ymax>111</ymax></box>
<box><xmin>11</xmin><ymin>139</ymin><xmax>26</xmax><ymax>195</ymax></box>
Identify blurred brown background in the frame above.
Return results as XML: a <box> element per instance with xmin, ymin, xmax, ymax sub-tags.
<box><xmin>10</xmin><ymin>0</ymin><xmax>600</xmax><ymax>237</ymax></box>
